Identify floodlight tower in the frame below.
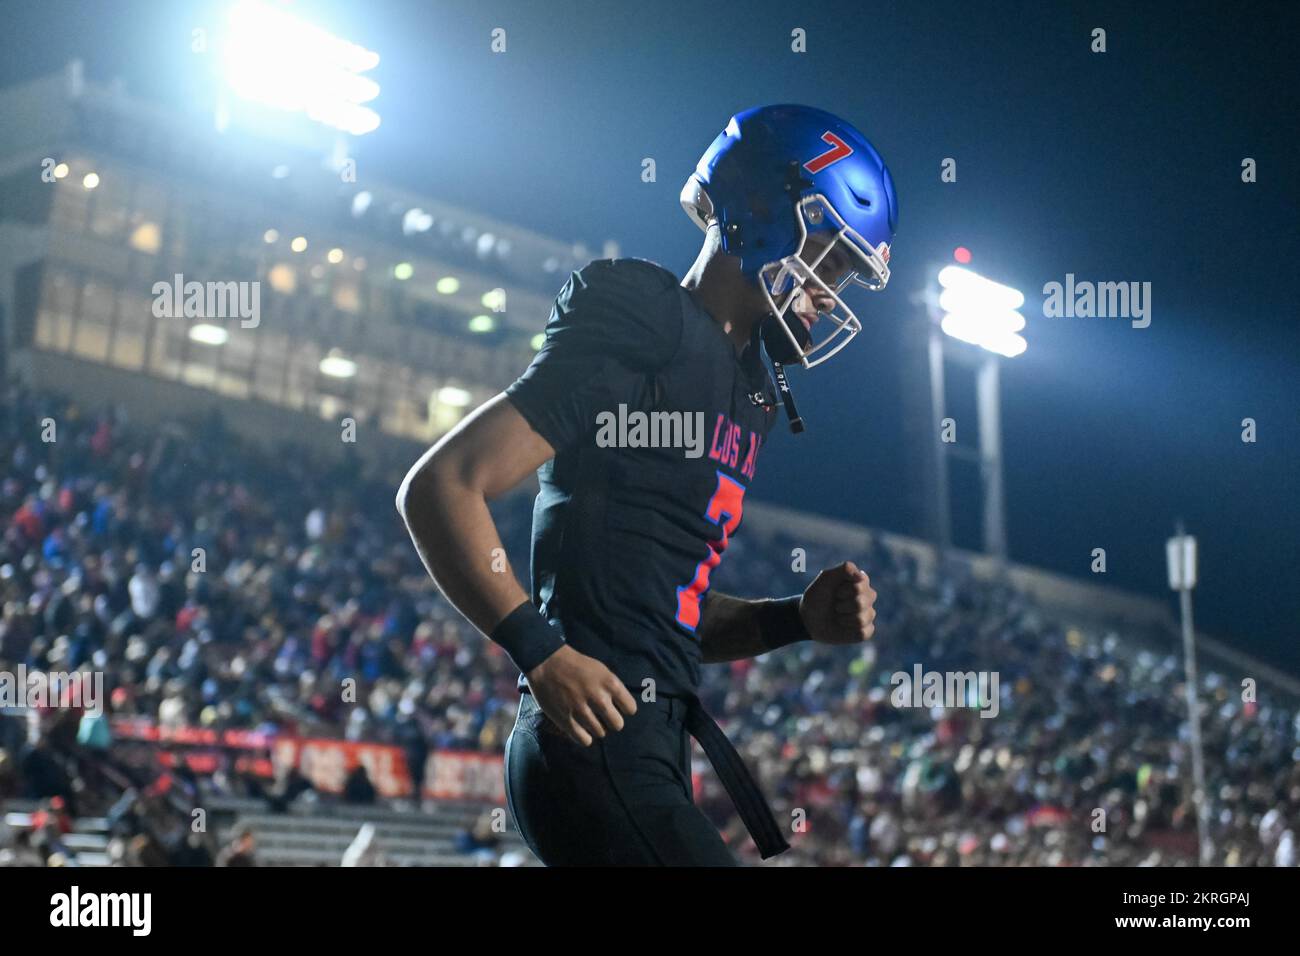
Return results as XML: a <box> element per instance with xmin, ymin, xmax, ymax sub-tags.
<box><xmin>918</xmin><ymin>249</ymin><xmax>1026</xmax><ymax>560</ymax></box>
<box><xmin>214</xmin><ymin>0</ymin><xmax>381</xmax><ymax>165</ymax></box>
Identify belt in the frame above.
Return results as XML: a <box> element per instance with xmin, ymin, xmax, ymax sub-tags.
<box><xmin>681</xmin><ymin>693</ymin><xmax>790</xmax><ymax>860</ymax></box>
<box><xmin>520</xmin><ymin>686</ymin><xmax>791</xmax><ymax>859</ymax></box>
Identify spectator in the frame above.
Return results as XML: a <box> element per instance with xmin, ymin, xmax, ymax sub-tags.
<box><xmin>343</xmin><ymin>765</ymin><xmax>377</xmax><ymax>806</ymax></box>
<box><xmin>1</xmin><ymin>385</ymin><xmax>1295</xmax><ymax>867</ymax></box>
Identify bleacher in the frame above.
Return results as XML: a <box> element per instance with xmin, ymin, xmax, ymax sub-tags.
<box><xmin>3</xmin><ymin>801</ymin><xmax>114</xmax><ymax>866</ymax></box>
<box><xmin>4</xmin><ymin>380</ymin><xmax>1296</xmax><ymax>867</ymax></box>
<box><xmin>210</xmin><ymin>797</ymin><xmax>536</xmax><ymax>867</ymax></box>
<box><xmin>2</xmin><ymin>796</ymin><xmax>538</xmax><ymax>867</ymax></box>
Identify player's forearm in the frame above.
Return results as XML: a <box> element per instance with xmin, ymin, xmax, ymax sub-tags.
<box><xmin>697</xmin><ymin>592</ymin><xmax>810</xmax><ymax>663</ymax></box>
<box><xmin>396</xmin><ymin>458</ymin><xmax>528</xmax><ymax>637</ymax></box>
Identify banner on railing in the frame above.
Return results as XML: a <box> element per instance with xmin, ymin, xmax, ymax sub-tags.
<box><xmin>110</xmin><ymin>719</ymin><xmax>504</xmax><ymax>803</ymax></box>
<box><xmin>271</xmin><ymin>737</ymin><xmax>412</xmax><ymax>798</ymax></box>
<box><xmin>273</xmin><ymin>738</ymin><xmax>506</xmax><ymax>803</ymax></box>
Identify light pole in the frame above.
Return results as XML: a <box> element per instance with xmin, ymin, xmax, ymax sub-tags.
<box><xmin>921</xmin><ymin>255</ymin><xmax>1025</xmax><ymax>560</ymax></box>
<box><xmin>1167</xmin><ymin>522</ymin><xmax>1211</xmax><ymax>865</ymax></box>
<box><xmin>926</xmin><ymin>317</ymin><xmax>953</xmax><ymax>554</ymax></box>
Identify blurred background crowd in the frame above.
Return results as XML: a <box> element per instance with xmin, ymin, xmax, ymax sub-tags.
<box><xmin>2</xmin><ymin>385</ymin><xmax>1296</xmax><ymax>866</ymax></box>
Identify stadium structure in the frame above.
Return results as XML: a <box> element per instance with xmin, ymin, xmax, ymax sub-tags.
<box><xmin>1</xmin><ymin>64</ymin><xmax>1296</xmax><ymax>868</ymax></box>
<box><xmin>0</xmin><ymin>62</ymin><xmax>590</xmax><ymax>456</ymax></box>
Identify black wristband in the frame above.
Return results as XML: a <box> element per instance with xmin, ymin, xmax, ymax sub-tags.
<box><xmin>490</xmin><ymin>601</ymin><xmax>566</xmax><ymax>674</ymax></box>
<box><xmin>758</xmin><ymin>595</ymin><xmax>811</xmax><ymax>651</ymax></box>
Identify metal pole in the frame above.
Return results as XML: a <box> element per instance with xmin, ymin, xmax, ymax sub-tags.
<box><xmin>1178</xmin><ymin>584</ymin><xmax>1211</xmax><ymax>865</ymax></box>
<box><xmin>927</xmin><ymin>323</ymin><xmax>952</xmax><ymax>555</ymax></box>
<box><xmin>975</xmin><ymin>356</ymin><xmax>1006</xmax><ymax>561</ymax></box>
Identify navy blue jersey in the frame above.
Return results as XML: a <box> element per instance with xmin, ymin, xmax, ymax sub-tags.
<box><xmin>506</xmin><ymin>258</ymin><xmax>778</xmax><ymax>697</ymax></box>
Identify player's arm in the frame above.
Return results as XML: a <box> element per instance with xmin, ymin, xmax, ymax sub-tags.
<box><xmin>398</xmin><ymin>260</ymin><xmax>680</xmax><ymax>743</ymax></box>
<box><xmin>396</xmin><ymin>399</ymin><xmax>637</xmax><ymax>747</ymax></box>
<box><xmin>698</xmin><ymin>562</ymin><xmax>877</xmax><ymax>663</ymax></box>
<box><xmin>396</xmin><ymin>393</ymin><xmax>549</xmax><ymax>636</ymax></box>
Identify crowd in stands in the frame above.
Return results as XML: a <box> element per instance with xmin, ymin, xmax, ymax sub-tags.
<box><xmin>2</xmin><ymin>385</ymin><xmax>1296</xmax><ymax>866</ymax></box>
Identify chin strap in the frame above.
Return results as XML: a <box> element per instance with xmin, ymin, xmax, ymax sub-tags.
<box><xmin>771</xmin><ymin>361</ymin><xmax>805</xmax><ymax>434</ymax></box>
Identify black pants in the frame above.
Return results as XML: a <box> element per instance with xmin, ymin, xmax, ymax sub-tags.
<box><xmin>504</xmin><ymin>691</ymin><xmax>739</xmax><ymax>866</ymax></box>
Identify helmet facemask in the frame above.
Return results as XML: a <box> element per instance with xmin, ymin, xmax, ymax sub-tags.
<box><xmin>757</xmin><ymin>194</ymin><xmax>891</xmax><ymax>369</ymax></box>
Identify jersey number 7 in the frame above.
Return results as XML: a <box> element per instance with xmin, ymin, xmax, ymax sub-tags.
<box><xmin>675</xmin><ymin>471</ymin><xmax>745</xmax><ymax>632</ymax></box>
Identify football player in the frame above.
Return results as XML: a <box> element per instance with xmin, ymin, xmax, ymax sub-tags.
<box><xmin>398</xmin><ymin>104</ymin><xmax>897</xmax><ymax>864</ymax></box>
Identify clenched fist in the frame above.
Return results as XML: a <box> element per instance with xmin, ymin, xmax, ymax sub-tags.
<box><xmin>799</xmin><ymin>561</ymin><xmax>877</xmax><ymax>645</ymax></box>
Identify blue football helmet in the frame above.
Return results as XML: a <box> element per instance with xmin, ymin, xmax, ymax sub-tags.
<box><xmin>681</xmin><ymin>104</ymin><xmax>898</xmax><ymax>368</ymax></box>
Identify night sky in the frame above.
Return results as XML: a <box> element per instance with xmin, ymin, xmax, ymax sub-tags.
<box><xmin>3</xmin><ymin>0</ymin><xmax>1297</xmax><ymax>670</ymax></box>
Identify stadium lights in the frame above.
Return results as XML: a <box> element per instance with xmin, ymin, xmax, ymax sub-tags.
<box><xmin>268</xmin><ymin>263</ymin><xmax>296</xmax><ymax>293</ymax></box>
<box><xmin>436</xmin><ymin>277</ymin><xmax>460</xmax><ymax>295</ymax></box>
<box><xmin>468</xmin><ymin>315</ymin><xmax>495</xmax><ymax>333</ymax></box>
<box><xmin>435</xmin><ymin>386</ymin><xmax>472</xmax><ymax>408</ymax></box>
<box><xmin>530</xmin><ymin>333</ymin><xmax>545</xmax><ymax>350</ymax></box>
<box><xmin>189</xmin><ymin>324</ymin><xmax>229</xmax><ymax>346</ymax></box>
<box><xmin>393</xmin><ymin>262</ymin><xmax>413</xmax><ymax>280</ymax></box>
<box><xmin>921</xmin><ymin>256</ymin><xmax>1023</xmax><ymax>561</ymax></box>
<box><xmin>290</xmin><ymin>236</ymin><xmax>308</xmax><ymax>253</ymax></box>
<box><xmin>937</xmin><ymin>265</ymin><xmax>1026</xmax><ymax>358</ymax></box>
<box><xmin>221</xmin><ymin>0</ymin><xmax>381</xmax><ymax>136</ymax></box>
<box><xmin>1166</xmin><ymin>531</ymin><xmax>1198</xmax><ymax>591</ymax></box>
<box><xmin>129</xmin><ymin>223</ymin><xmax>162</xmax><ymax>255</ymax></box>
<box><xmin>82</xmin><ymin>172</ymin><xmax>99</xmax><ymax>189</ymax></box>
<box><xmin>403</xmin><ymin>209</ymin><xmax>433</xmax><ymax>235</ymax></box>
<box><xmin>319</xmin><ymin>354</ymin><xmax>357</xmax><ymax>378</ymax></box>
<box><xmin>53</xmin><ymin>163</ymin><xmax>69</xmax><ymax>179</ymax></box>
